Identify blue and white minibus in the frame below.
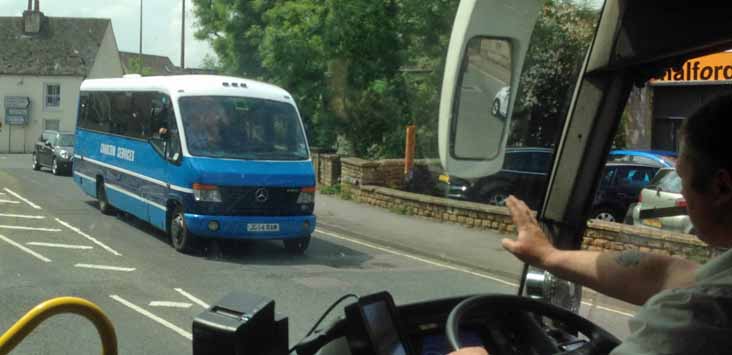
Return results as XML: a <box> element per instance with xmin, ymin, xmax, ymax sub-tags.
<box><xmin>72</xmin><ymin>75</ymin><xmax>316</xmax><ymax>253</ymax></box>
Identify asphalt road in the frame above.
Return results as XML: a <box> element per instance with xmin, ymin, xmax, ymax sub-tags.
<box><xmin>0</xmin><ymin>154</ymin><xmax>631</xmax><ymax>354</ymax></box>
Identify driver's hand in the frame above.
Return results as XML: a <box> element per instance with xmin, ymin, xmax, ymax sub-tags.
<box><xmin>501</xmin><ymin>195</ymin><xmax>557</xmax><ymax>268</ymax></box>
<box><xmin>448</xmin><ymin>347</ymin><xmax>488</xmax><ymax>355</ymax></box>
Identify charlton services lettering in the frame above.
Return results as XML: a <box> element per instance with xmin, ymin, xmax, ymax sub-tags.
<box><xmin>661</xmin><ymin>60</ymin><xmax>732</xmax><ymax>81</ymax></box>
<box><xmin>100</xmin><ymin>143</ymin><xmax>135</xmax><ymax>162</ymax></box>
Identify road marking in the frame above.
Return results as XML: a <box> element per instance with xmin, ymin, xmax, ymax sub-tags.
<box><xmin>174</xmin><ymin>288</ymin><xmax>210</xmax><ymax>309</ymax></box>
<box><xmin>316</xmin><ymin>228</ymin><xmax>635</xmax><ymax>319</ymax></box>
<box><xmin>55</xmin><ymin>218</ymin><xmax>122</xmax><ymax>256</ymax></box>
<box><xmin>0</xmin><ymin>225</ymin><xmax>61</xmax><ymax>232</ymax></box>
<box><xmin>0</xmin><ymin>234</ymin><xmax>51</xmax><ymax>262</ymax></box>
<box><xmin>149</xmin><ymin>301</ymin><xmax>193</xmax><ymax>309</ymax></box>
<box><xmin>74</xmin><ymin>264</ymin><xmax>136</xmax><ymax>272</ymax></box>
<box><xmin>0</xmin><ymin>213</ymin><xmax>45</xmax><ymax>219</ymax></box>
<box><xmin>581</xmin><ymin>301</ymin><xmax>634</xmax><ymax>318</ymax></box>
<box><xmin>0</xmin><ymin>199</ymin><xmax>20</xmax><ymax>204</ymax></box>
<box><xmin>315</xmin><ymin>228</ymin><xmax>519</xmax><ymax>288</ymax></box>
<box><xmin>110</xmin><ymin>295</ymin><xmax>192</xmax><ymax>340</ymax></box>
<box><xmin>3</xmin><ymin>188</ymin><xmax>42</xmax><ymax>209</ymax></box>
<box><xmin>27</xmin><ymin>242</ymin><xmax>93</xmax><ymax>250</ymax></box>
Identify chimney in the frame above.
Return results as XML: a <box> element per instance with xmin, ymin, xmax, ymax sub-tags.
<box><xmin>22</xmin><ymin>0</ymin><xmax>43</xmax><ymax>34</ymax></box>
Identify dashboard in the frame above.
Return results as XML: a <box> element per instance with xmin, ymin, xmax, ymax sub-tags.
<box><xmin>341</xmin><ymin>292</ymin><xmax>586</xmax><ymax>355</ymax></box>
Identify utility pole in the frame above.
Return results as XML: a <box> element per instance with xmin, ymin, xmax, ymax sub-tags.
<box><xmin>181</xmin><ymin>0</ymin><xmax>185</xmax><ymax>70</ymax></box>
<box><xmin>139</xmin><ymin>0</ymin><xmax>143</xmax><ymax>74</ymax></box>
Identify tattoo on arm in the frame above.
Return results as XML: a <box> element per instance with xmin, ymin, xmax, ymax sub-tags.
<box><xmin>615</xmin><ymin>250</ymin><xmax>643</xmax><ymax>267</ymax></box>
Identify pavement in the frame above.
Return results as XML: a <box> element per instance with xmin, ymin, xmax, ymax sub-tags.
<box><xmin>316</xmin><ymin>193</ymin><xmax>524</xmax><ymax>280</ymax></box>
<box><xmin>0</xmin><ymin>153</ymin><xmax>633</xmax><ymax>354</ymax></box>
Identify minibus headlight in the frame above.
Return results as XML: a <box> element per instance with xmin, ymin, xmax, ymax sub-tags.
<box><xmin>297</xmin><ymin>186</ymin><xmax>315</xmax><ymax>204</ymax></box>
<box><xmin>193</xmin><ymin>183</ymin><xmax>222</xmax><ymax>203</ymax></box>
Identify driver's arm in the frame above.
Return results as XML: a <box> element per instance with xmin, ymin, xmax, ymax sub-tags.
<box><xmin>502</xmin><ymin>196</ymin><xmax>699</xmax><ymax>306</ymax></box>
<box><xmin>449</xmin><ymin>347</ymin><xmax>489</xmax><ymax>355</ymax></box>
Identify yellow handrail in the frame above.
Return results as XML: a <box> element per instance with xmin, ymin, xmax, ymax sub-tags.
<box><xmin>0</xmin><ymin>297</ymin><xmax>117</xmax><ymax>355</ymax></box>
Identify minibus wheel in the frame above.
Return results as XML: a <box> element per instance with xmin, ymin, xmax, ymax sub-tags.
<box><xmin>97</xmin><ymin>181</ymin><xmax>115</xmax><ymax>215</ymax></box>
<box><xmin>283</xmin><ymin>236</ymin><xmax>310</xmax><ymax>254</ymax></box>
<box><xmin>170</xmin><ymin>207</ymin><xmax>197</xmax><ymax>253</ymax></box>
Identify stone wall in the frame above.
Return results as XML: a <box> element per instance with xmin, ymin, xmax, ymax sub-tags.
<box><xmin>341</xmin><ymin>157</ymin><xmax>389</xmax><ymax>187</ymax></box>
<box><xmin>583</xmin><ymin>220</ymin><xmax>725</xmax><ymax>262</ymax></box>
<box><xmin>353</xmin><ymin>185</ymin><xmax>516</xmax><ymax>233</ymax></box>
<box><xmin>320</xmin><ymin>154</ymin><xmax>341</xmax><ymax>187</ymax></box>
<box><xmin>347</xmin><ymin>184</ymin><xmax>722</xmax><ymax>263</ymax></box>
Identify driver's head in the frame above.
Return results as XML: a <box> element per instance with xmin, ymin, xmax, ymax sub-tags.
<box><xmin>678</xmin><ymin>95</ymin><xmax>732</xmax><ymax>246</ymax></box>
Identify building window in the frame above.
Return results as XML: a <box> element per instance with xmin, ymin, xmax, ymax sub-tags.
<box><xmin>44</xmin><ymin>119</ymin><xmax>60</xmax><ymax>131</ymax></box>
<box><xmin>45</xmin><ymin>84</ymin><xmax>61</xmax><ymax>109</ymax></box>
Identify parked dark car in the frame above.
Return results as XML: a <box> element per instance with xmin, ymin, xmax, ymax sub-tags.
<box><xmin>32</xmin><ymin>130</ymin><xmax>75</xmax><ymax>175</ymax></box>
<box><xmin>590</xmin><ymin>162</ymin><xmax>661</xmax><ymax>222</ymax></box>
<box><xmin>437</xmin><ymin>148</ymin><xmax>660</xmax><ymax>220</ymax></box>
<box><xmin>437</xmin><ymin>147</ymin><xmax>553</xmax><ymax>210</ymax></box>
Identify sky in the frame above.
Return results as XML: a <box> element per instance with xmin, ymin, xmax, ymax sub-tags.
<box><xmin>0</xmin><ymin>0</ymin><xmax>216</xmax><ymax>68</ymax></box>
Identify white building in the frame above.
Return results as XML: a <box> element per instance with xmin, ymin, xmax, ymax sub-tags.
<box><xmin>0</xmin><ymin>3</ymin><xmax>123</xmax><ymax>153</ymax></box>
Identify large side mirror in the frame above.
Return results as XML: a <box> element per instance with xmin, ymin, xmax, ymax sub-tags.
<box><xmin>439</xmin><ymin>0</ymin><xmax>541</xmax><ymax>178</ymax></box>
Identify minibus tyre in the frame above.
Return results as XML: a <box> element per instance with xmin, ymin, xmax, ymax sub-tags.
<box><xmin>170</xmin><ymin>208</ymin><xmax>197</xmax><ymax>253</ymax></box>
<box><xmin>51</xmin><ymin>158</ymin><xmax>60</xmax><ymax>175</ymax></box>
<box><xmin>97</xmin><ymin>182</ymin><xmax>115</xmax><ymax>215</ymax></box>
<box><xmin>283</xmin><ymin>236</ymin><xmax>310</xmax><ymax>254</ymax></box>
<box><xmin>32</xmin><ymin>154</ymin><xmax>40</xmax><ymax>170</ymax></box>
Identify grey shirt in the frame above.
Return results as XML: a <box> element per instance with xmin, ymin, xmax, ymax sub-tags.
<box><xmin>610</xmin><ymin>249</ymin><xmax>732</xmax><ymax>355</ymax></box>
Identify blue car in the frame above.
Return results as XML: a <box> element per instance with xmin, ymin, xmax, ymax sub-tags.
<box><xmin>607</xmin><ymin>149</ymin><xmax>676</xmax><ymax>168</ymax></box>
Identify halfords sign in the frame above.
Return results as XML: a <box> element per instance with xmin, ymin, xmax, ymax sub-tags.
<box><xmin>656</xmin><ymin>52</ymin><xmax>732</xmax><ymax>82</ymax></box>
<box><xmin>4</xmin><ymin>96</ymin><xmax>30</xmax><ymax>125</ymax></box>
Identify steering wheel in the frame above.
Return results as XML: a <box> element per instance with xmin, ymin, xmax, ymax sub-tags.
<box><xmin>446</xmin><ymin>295</ymin><xmax>620</xmax><ymax>355</ymax></box>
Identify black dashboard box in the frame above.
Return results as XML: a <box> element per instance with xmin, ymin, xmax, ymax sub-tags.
<box><xmin>193</xmin><ymin>292</ymin><xmax>288</xmax><ymax>355</ymax></box>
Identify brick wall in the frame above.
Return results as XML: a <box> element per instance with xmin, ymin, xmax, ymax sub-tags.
<box><xmin>347</xmin><ymin>184</ymin><xmax>723</xmax><ymax>263</ymax></box>
<box><xmin>341</xmin><ymin>157</ymin><xmax>385</xmax><ymax>186</ymax></box>
<box><xmin>320</xmin><ymin>154</ymin><xmax>341</xmax><ymax>187</ymax></box>
<box><xmin>583</xmin><ymin>220</ymin><xmax>725</xmax><ymax>262</ymax></box>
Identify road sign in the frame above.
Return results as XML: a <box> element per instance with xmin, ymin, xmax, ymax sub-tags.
<box><xmin>4</xmin><ymin>96</ymin><xmax>30</xmax><ymax>108</ymax></box>
<box><xmin>4</xmin><ymin>96</ymin><xmax>30</xmax><ymax>125</ymax></box>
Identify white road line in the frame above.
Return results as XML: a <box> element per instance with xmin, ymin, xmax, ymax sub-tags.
<box><xmin>149</xmin><ymin>301</ymin><xmax>193</xmax><ymax>309</ymax></box>
<box><xmin>174</xmin><ymin>288</ymin><xmax>210</xmax><ymax>309</ymax></box>
<box><xmin>55</xmin><ymin>218</ymin><xmax>122</xmax><ymax>256</ymax></box>
<box><xmin>3</xmin><ymin>188</ymin><xmax>42</xmax><ymax>209</ymax></box>
<box><xmin>0</xmin><ymin>199</ymin><xmax>20</xmax><ymax>204</ymax></box>
<box><xmin>315</xmin><ymin>228</ymin><xmax>519</xmax><ymax>288</ymax></box>
<box><xmin>110</xmin><ymin>295</ymin><xmax>192</xmax><ymax>340</ymax></box>
<box><xmin>74</xmin><ymin>264</ymin><xmax>136</xmax><ymax>272</ymax></box>
<box><xmin>316</xmin><ymin>228</ymin><xmax>635</xmax><ymax>319</ymax></box>
<box><xmin>27</xmin><ymin>242</ymin><xmax>93</xmax><ymax>250</ymax></box>
<box><xmin>0</xmin><ymin>234</ymin><xmax>51</xmax><ymax>263</ymax></box>
<box><xmin>0</xmin><ymin>225</ymin><xmax>61</xmax><ymax>232</ymax></box>
<box><xmin>0</xmin><ymin>213</ymin><xmax>45</xmax><ymax>219</ymax></box>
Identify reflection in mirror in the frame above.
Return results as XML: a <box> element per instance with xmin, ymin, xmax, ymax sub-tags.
<box><xmin>452</xmin><ymin>37</ymin><xmax>512</xmax><ymax>160</ymax></box>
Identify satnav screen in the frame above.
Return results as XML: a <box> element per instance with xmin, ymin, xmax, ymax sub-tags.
<box><xmin>363</xmin><ymin>301</ymin><xmax>407</xmax><ymax>355</ymax></box>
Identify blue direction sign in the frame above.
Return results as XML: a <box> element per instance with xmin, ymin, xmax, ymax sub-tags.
<box><xmin>4</xmin><ymin>96</ymin><xmax>30</xmax><ymax>125</ymax></box>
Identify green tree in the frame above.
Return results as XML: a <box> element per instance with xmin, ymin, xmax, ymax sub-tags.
<box><xmin>128</xmin><ymin>57</ymin><xmax>153</xmax><ymax>76</ymax></box>
<box><xmin>509</xmin><ymin>0</ymin><xmax>599</xmax><ymax>147</ymax></box>
<box><xmin>191</xmin><ymin>0</ymin><xmax>460</xmax><ymax>158</ymax></box>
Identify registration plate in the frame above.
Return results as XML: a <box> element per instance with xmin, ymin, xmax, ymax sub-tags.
<box><xmin>247</xmin><ymin>223</ymin><xmax>280</xmax><ymax>232</ymax></box>
<box><xmin>642</xmin><ymin>218</ymin><xmax>662</xmax><ymax>228</ymax></box>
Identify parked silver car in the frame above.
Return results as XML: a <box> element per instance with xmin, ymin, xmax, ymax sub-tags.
<box><xmin>627</xmin><ymin>168</ymin><xmax>695</xmax><ymax>235</ymax></box>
